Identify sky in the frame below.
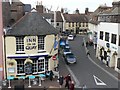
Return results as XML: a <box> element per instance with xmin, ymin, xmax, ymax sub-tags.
<box><xmin>20</xmin><ymin>0</ymin><xmax>119</xmax><ymax>13</ymax></box>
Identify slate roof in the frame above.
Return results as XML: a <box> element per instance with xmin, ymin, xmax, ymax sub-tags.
<box><xmin>5</xmin><ymin>10</ymin><xmax>58</xmax><ymax>36</ymax></box>
<box><xmin>63</xmin><ymin>14</ymin><xmax>88</xmax><ymax>23</ymax></box>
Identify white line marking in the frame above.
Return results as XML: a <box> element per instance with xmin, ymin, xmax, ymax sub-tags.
<box><xmin>93</xmin><ymin>75</ymin><xmax>106</xmax><ymax>85</ymax></box>
<box><xmin>83</xmin><ymin>38</ymin><xmax>119</xmax><ymax>81</ymax></box>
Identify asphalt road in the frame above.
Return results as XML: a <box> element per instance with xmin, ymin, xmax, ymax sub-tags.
<box><xmin>66</xmin><ymin>35</ymin><xmax>119</xmax><ymax>89</ymax></box>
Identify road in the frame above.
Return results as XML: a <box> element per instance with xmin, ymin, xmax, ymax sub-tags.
<box><xmin>64</xmin><ymin>35</ymin><xmax>119</xmax><ymax>89</ymax></box>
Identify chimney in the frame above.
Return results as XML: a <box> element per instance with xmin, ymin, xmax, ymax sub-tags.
<box><xmin>112</xmin><ymin>1</ymin><xmax>120</xmax><ymax>8</ymax></box>
<box><xmin>85</xmin><ymin>8</ymin><xmax>89</xmax><ymax>15</ymax></box>
<box><xmin>36</xmin><ymin>5</ymin><xmax>43</xmax><ymax>13</ymax></box>
<box><xmin>61</xmin><ymin>8</ymin><xmax>64</xmax><ymax>13</ymax></box>
<box><xmin>75</xmin><ymin>8</ymin><xmax>79</xmax><ymax>14</ymax></box>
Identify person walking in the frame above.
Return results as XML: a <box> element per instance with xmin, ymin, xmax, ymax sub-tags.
<box><xmin>100</xmin><ymin>55</ymin><xmax>104</xmax><ymax>63</ymax></box>
<box><xmin>86</xmin><ymin>50</ymin><xmax>90</xmax><ymax>56</ymax></box>
<box><xmin>64</xmin><ymin>74</ymin><xmax>71</xmax><ymax>89</ymax></box>
<box><xmin>69</xmin><ymin>81</ymin><xmax>75</xmax><ymax>90</ymax></box>
<box><xmin>49</xmin><ymin>70</ymin><xmax>54</xmax><ymax>81</ymax></box>
<box><xmin>106</xmin><ymin>56</ymin><xmax>110</xmax><ymax>67</ymax></box>
<box><xmin>58</xmin><ymin>75</ymin><xmax>64</xmax><ymax>88</ymax></box>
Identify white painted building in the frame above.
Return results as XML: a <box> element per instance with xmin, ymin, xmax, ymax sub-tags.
<box><xmin>96</xmin><ymin>22</ymin><xmax>120</xmax><ymax>73</ymax></box>
<box><xmin>88</xmin><ymin>22</ymin><xmax>98</xmax><ymax>45</ymax></box>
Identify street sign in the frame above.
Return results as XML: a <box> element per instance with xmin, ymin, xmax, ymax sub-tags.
<box><xmin>52</xmin><ymin>55</ymin><xmax>56</xmax><ymax>60</ymax></box>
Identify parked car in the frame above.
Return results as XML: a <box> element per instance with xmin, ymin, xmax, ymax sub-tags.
<box><xmin>68</xmin><ymin>35</ymin><xmax>74</xmax><ymax>40</ymax></box>
<box><xmin>64</xmin><ymin>53</ymin><xmax>76</xmax><ymax>64</ymax></box>
<box><xmin>65</xmin><ymin>44</ymin><xmax>70</xmax><ymax>49</ymax></box>
<box><xmin>63</xmin><ymin>48</ymin><xmax>71</xmax><ymax>57</ymax></box>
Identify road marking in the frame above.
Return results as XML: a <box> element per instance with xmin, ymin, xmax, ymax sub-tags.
<box><xmin>93</xmin><ymin>75</ymin><xmax>106</xmax><ymax>85</ymax></box>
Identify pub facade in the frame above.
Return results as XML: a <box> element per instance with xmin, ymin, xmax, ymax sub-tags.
<box><xmin>4</xmin><ymin>9</ymin><xmax>59</xmax><ymax>79</ymax></box>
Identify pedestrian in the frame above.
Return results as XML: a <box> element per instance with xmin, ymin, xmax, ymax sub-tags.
<box><xmin>69</xmin><ymin>81</ymin><xmax>75</xmax><ymax>90</ymax></box>
<box><xmin>58</xmin><ymin>75</ymin><xmax>64</xmax><ymax>88</ymax></box>
<box><xmin>64</xmin><ymin>74</ymin><xmax>71</xmax><ymax>89</ymax></box>
<box><xmin>82</xmin><ymin>85</ymin><xmax>87</xmax><ymax>90</ymax></box>
<box><xmin>82</xmin><ymin>42</ymin><xmax>84</xmax><ymax>46</ymax></box>
<box><xmin>100</xmin><ymin>55</ymin><xmax>104</xmax><ymax>63</ymax></box>
<box><xmin>86</xmin><ymin>50</ymin><xmax>90</xmax><ymax>56</ymax></box>
<box><xmin>86</xmin><ymin>41</ymin><xmax>88</xmax><ymax>47</ymax></box>
<box><xmin>49</xmin><ymin>70</ymin><xmax>54</xmax><ymax>81</ymax></box>
<box><xmin>106</xmin><ymin>56</ymin><xmax>110</xmax><ymax>67</ymax></box>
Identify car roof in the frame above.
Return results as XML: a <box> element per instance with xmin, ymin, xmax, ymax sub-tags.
<box><xmin>66</xmin><ymin>53</ymin><xmax>74</xmax><ymax>55</ymax></box>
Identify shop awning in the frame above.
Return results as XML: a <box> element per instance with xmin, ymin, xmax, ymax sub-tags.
<box><xmin>7</xmin><ymin>53</ymin><xmax>49</xmax><ymax>59</ymax></box>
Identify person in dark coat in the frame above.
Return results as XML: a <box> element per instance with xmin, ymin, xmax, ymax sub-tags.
<box><xmin>58</xmin><ymin>75</ymin><xmax>64</xmax><ymax>88</ymax></box>
<box><xmin>69</xmin><ymin>81</ymin><xmax>75</xmax><ymax>90</ymax></box>
<box><xmin>49</xmin><ymin>70</ymin><xmax>54</xmax><ymax>81</ymax></box>
<box><xmin>64</xmin><ymin>74</ymin><xmax>71</xmax><ymax>89</ymax></box>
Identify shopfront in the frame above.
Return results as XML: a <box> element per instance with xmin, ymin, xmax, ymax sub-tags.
<box><xmin>6</xmin><ymin>53</ymin><xmax>50</xmax><ymax>78</ymax></box>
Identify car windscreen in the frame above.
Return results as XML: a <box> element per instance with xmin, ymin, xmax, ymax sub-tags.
<box><xmin>64</xmin><ymin>48</ymin><xmax>70</xmax><ymax>52</ymax></box>
<box><xmin>66</xmin><ymin>54</ymin><xmax>74</xmax><ymax>58</ymax></box>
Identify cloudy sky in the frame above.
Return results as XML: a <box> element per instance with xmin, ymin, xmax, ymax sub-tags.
<box><xmin>20</xmin><ymin>0</ymin><xmax>118</xmax><ymax>13</ymax></box>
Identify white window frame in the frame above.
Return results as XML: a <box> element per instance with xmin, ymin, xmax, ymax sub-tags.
<box><xmin>17</xmin><ymin>59</ymin><xmax>25</xmax><ymax>75</ymax></box>
<box><xmin>16</xmin><ymin>37</ymin><xmax>24</xmax><ymax>53</ymax></box>
<box><xmin>38</xmin><ymin>36</ymin><xmax>45</xmax><ymax>51</ymax></box>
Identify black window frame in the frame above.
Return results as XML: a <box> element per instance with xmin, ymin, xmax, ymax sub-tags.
<box><xmin>111</xmin><ymin>34</ymin><xmax>117</xmax><ymax>44</ymax></box>
<box><xmin>100</xmin><ymin>31</ymin><xmax>103</xmax><ymax>40</ymax></box>
<box><xmin>105</xmin><ymin>32</ymin><xmax>109</xmax><ymax>42</ymax></box>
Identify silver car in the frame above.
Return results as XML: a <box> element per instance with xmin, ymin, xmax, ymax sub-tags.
<box><xmin>64</xmin><ymin>53</ymin><xmax>76</xmax><ymax>64</ymax></box>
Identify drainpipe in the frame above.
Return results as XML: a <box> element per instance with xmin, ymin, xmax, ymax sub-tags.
<box><xmin>0</xmin><ymin>0</ymin><xmax>4</xmax><ymax>86</ymax></box>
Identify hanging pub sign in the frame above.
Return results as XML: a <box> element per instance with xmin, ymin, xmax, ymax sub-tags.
<box><xmin>25</xmin><ymin>36</ymin><xmax>37</xmax><ymax>50</ymax></box>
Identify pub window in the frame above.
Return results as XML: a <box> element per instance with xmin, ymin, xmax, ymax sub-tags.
<box><xmin>32</xmin><ymin>59</ymin><xmax>37</xmax><ymax>73</ymax></box>
<box><xmin>38</xmin><ymin>36</ymin><xmax>45</xmax><ymax>50</ymax></box>
<box><xmin>17</xmin><ymin>59</ymin><xmax>25</xmax><ymax>74</ymax></box>
<box><xmin>100</xmin><ymin>31</ymin><xmax>103</xmax><ymax>40</ymax></box>
<box><xmin>117</xmin><ymin>58</ymin><xmax>120</xmax><ymax>69</ymax></box>
<box><xmin>16</xmin><ymin>37</ymin><xmax>24</xmax><ymax>52</ymax></box>
<box><xmin>119</xmin><ymin>35</ymin><xmax>120</xmax><ymax>46</ymax></box>
<box><xmin>105</xmin><ymin>32</ymin><xmax>109</xmax><ymax>42</ymax></box>
<box><xmin>45</xmin><ymin>59</ymin><xmax>49</xmax><ymax>71</ymax></box>
<box><xmin>38</xmin><ymin>58</ymin><xmax>45</xmax><ymax>72</ymax></box>
<box><xmin>111</xmin><ymin>34</ymin><xmax>117</xmax><ymax>44</ymax></box>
